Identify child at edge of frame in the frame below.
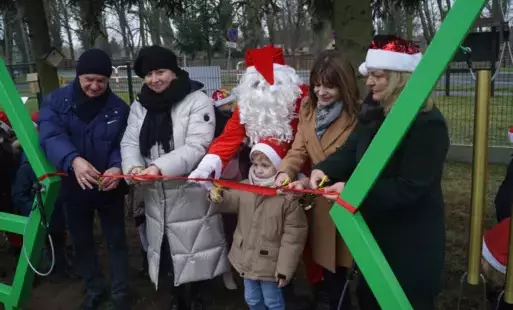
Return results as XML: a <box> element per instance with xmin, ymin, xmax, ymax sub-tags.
<box><xmin>208</xmin><ymin>137</ymin><xmax>308</xmax><ymax>310</ymax></box>
<box><xmin>480</xmin><ymin>217</ymin><xmax>513</xmax><ymax>310</ymax></box>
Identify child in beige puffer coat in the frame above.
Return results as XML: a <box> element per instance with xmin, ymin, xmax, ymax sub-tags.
<box><xmin>209</xmin><ymin>137</ymin><xmax>307</xmax><ymax>310</ymax></box>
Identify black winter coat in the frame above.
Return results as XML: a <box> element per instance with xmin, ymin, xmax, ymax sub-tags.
<box><xmin>314</xmin><ymin>104</ymin><xmax>449</xmax><ymax>305</ymax></box>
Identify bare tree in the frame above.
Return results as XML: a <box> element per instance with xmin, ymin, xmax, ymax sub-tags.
<box><xmin>44</xmin><ymin>0</ymin><xmax>63</xmax><ymax>49</ymax></box>
<box><xmin>110</xmin><ymin>2</ymin><xmax>133</xmax><ymax>58</ymax></box>
<box><xmin>59</xmin><ymin>0</ymin><xmax>76</xmax><ymax>60</ymax></box>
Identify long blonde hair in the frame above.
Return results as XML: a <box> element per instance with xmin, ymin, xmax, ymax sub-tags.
<box><xmin>381</xmin><ymin>71</ymin><xmax>434</xmax><ymax>114</ymax></box>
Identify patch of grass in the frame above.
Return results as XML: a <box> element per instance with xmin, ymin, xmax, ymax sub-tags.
<box><xmin>437</xmin><ymin>161</ymin><xmax>505</xmax><ymax>309</ymax></box>
<box><xmin>436</xmin><ymin>95</ymin><xmax>513</xmax><ymax>145</ymax></box>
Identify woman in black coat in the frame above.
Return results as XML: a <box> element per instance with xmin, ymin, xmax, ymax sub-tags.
<box><xmin>308</xmin><ymin>35</ymin><xmax>450</xmax><ymax>310</ymax></box>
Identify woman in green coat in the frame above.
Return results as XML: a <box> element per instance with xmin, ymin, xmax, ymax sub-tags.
<box><xmin>308</xmin><ymin>35</ymin><xmax>450</xmax><ymax>309</ymax></box>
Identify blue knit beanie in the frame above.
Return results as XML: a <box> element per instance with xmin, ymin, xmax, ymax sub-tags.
<box><xmin>76</xmin><ymin>48</ymin><xmax>113</xmax><ymax>78</ymax></box>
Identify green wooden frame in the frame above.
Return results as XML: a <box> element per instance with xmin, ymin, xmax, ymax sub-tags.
<box><xmin>0</xmin><ymin>59</ymin><xmax>61</xmax><ymax>310</ymax></box>
<box><xmin>0</xmin><ymin>0</ymin><xmax>487</xmax><ymax>307</ymax></box>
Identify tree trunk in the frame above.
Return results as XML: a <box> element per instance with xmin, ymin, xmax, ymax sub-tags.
<box><xmin>44</xmin><ymin>0</ymin><xmax>63</xmax><ymax>49</ymax></box>
<box><xmin>423</xmin><ymin>0</ymin><xmax>435</xmax><ymax>37</ymax></box>
<box><xmin>406</xmin><ymin>12</ymin><xmax>413</xmax><ymax>40</ymax></box>
<box><xmin>243</xmin><ymin>1</ymin><xmax>263</xmax><ymax>49</ymax></box>
<box><xmin>266</xmin><ymin>11</ymin><xmax>276</xmax><ymax>44</ymax></box>
<box><xmin>59</xmin><ymin>0</ymin><xmax>75</xmax><ymax>60</ymax></box>
<box><xmin>113</xmin><ymin>2</ymin><xmax>131</xmax><ymax>58</ymax></box>
<box><xmin>161</xmin><ymin>16</ymin><xmax>174</xmax><ymax>48</ymax></box>
<box><xmin>332</xmin><ymin>0</ymin><xmax>372</xmax><ymax>92</ymax></box>
<box><xmin>14</xmin><ymin>3</ymin><xmax>32</xmax><ymax>63</ymax></box>
<box><xmin>94</xmin><ymin>15</ymin><xmax>112</xmax><ymax>56</ymax></box>
<box><xmin>418</xmin><ymin>6</ymin><xmax>431</xmax><ymax>43</ymax></box>
<box><xmin>139</xmin><ymin>0</ymin><xmax>146</xmax><ymax>47</ymax></box>
<box><xmin>435</xmin><ymin>0</ymin><xmax>444</xmax><ymax>17</ymax></box>
<box><xmin>18</xmin><ymin>0</ymin><xmax>60</xmax><ymax>94</ymax></box>
<box><xmin>3</xmin><ymin>12</ymin><xmax>14</xmax><ymax>65</ymax></box>
<box><xmin>13</xmin><ymin>20</ymin><xmax>30</xmax><ymax>63</ymax></box>
<box><xmin>146</xmin><ymin>1</ymin><xmax>162</xmax><ymax>46</ymax></box>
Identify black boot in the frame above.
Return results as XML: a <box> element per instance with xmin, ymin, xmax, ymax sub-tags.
<box><xmin>112</xmin><ymin>294</ymin><xmax>131</xmax><ymax>310</ymax></box>
<box><xmin>313</xmin><ymin>281</ymin><xmax>330</xmax><ymax>310</ymax></box>
<box><xmin>190</xmin><ymin>290</ymin><xmax>204</xmax><ymax>310</ymax></box>
<box><xmin>80</xmin><ymin>292</ymin><xmax>107</xmax><ymax>310</ymax></box>
<box><xmin>168</xmin><ymin>290</ymin><xmax>189</xmax><ymax>310</ymax></box>
<box><xmin>138</xmin><ymin>248</ymin><xmax>148</xmax><ymax>277</ymax></box>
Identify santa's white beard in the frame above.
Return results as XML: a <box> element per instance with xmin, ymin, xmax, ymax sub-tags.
<box><xmin>233</xmin><ymin>65</ymin><xmax>302</xmax><ymax>146</ymax></box>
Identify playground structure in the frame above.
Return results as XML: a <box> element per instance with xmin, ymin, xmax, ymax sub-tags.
<box><xmin>0</xmin><ymin>0</ymin><xmax>506</xmax><ymax>309</ymax></box>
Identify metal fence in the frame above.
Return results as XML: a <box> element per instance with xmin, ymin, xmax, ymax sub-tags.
<box><xmin>6</xmin><ymin>63</ymin><xmax>513</xmax><ymax>147</ymax></box>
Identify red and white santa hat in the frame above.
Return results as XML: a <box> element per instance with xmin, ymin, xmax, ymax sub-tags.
<box><xmin>250</xmin><ymin>137</ymin><xmax>290</xmax><ymax>169</ymax></box>
<box><xmin>0</xmin><ymin>112</ymin><xmax>13</xmax><ymax>134</ymax></box>
<box><xmin>508</xmin><ymin>126</ymin><xmax>513</xmax><ymax>143</ymax></box>
<box><xmin>212</xmin><ymin>88</ymin><xmax>236</xmax><ymax>108</ymax></box>
<box><xmin>244</xmin><ymin>45</ymin><xmax>293</xmax><ymax>87</ymax></box>
<box><xmin>31</xmin><ymin>111</ymin><xmax>39</xmax><ymax>129</ymax></box>
<box><xmin>482</xmin><ymin>217</ymin><xmax>511</xmax><ymax>274</ymax></box>
<box><xmin>358</xmin><ymin>35</ymin><xmax>423</xmax><ymax>76</ymax></box>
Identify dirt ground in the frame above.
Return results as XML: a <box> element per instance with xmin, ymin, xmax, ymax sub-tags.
<box><xmin>0</xmin><ymin>161</ymin><xmax>508</xmax><ymax>310</ymax></box>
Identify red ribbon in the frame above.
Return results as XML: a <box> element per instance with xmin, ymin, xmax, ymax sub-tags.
<box><xmin>37</xmin><ymin>172</ymin><xmax>357</xmax><ymax>214</ymax></box>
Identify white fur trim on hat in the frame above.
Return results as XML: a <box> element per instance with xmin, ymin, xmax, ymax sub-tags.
<box><xmin>359</xmin><ymin>49</ymin><xmax>422</xmax><ymax>76</ymax></box>
<box><xmin>250</xmin><ymin>143</ymin><xmax>282</xmax><ymax>169</ymax></box>
<box><xmin>214</xmin><ymin>94</ymin><xmax>236</xmax><ymax>107</ymax></box>
<box><xmin>482</xmin><ymin>239</ymin><xmax>506</xmax><ymax>274</ymax></box>
<box><xmin>0</xmin><ymin>121</ymin><xmax>11</xmax><ymax>134</ymax></box>
<box><xmin>245</xmin><ymin>63</ymin><xmax>298</xmax><ymax>77</ymax></box>
<box><xmin>358</xmin><ymin>63</ymin><xmax>368</xmax><ymax>76</ymax></box>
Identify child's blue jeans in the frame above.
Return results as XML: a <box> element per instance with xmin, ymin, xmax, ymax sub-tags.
<box><xmin>243</xmin><ymin>278</ymin><xmax>285</xmax><ymax>310</ymax></box>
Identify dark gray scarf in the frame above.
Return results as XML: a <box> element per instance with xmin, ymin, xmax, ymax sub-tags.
<box><xmin>315</xmin><ymin>101</ymin><xmax>343</xmax><ymax>138</ymax></box>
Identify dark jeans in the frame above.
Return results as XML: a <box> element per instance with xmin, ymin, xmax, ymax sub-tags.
<box><xmin>64</xmin><ymin>197</ymin><xmax>129</xmax><ymax>301</ymax></box>
<box><xmin>49</xmin><ymin>200</ymin><xmax>66</xmax><ymax>234</ymax></box>
<box><xmin>495</xmin><ymin>155</ymin><xmax>513</xmax><ymax>221</ymax></box>
<box><xmin>322</xmin><ymin>267</ymin><xmax>352</xmax><ymax>310</ymax></box>
<box><xmin>355</xmin><ymin>275</ymin><xmax>435</xmax><ymax>310</ymax></box>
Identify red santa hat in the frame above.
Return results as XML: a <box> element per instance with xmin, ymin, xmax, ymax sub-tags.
<box><xmin>250</xmin><ymin>137</ymin><xmax>290</xmax><ymax>169</ymax></box>
<box><xmin>359</xmin><ymin>35</ymin><xmax>423</xmax><ymax>76</ymax></box>
<box><xmin>31</xmin><ymin>111</ymin><xmax>39</xmax><ymax>129</ymax></box>
<box><xmin>212</xmin><ymin>88</ymin><xmax>236</xmax><ymax>108</ymax></box>
<box><xmin>482</xmin><ymin>217</ymin><xmax>511</xmax><ymax>274</ymax></box>
<box><xmin>508</xmin><ymin>126</ymin><xmax>513</xmax><ymax>143</ymax></box>
<box><xmin>244</xmin><ymin>45</ymin><xmax>287</xmax><ymax>86</ymax></box>
<box><xmin>0</xmin><ymin>111</ymin><xmax>12</xmax><ymax>134</ymax></box>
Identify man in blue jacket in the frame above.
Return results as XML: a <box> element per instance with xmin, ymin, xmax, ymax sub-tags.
<box><xmin>38</xmin><ymin>49</ymin><xmax>130</xmax><ymax>310</ymax></box>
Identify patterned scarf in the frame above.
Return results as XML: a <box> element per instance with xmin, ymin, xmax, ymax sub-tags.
<box><xmin>315</xmin><ymin>101</ymin><xmax>343</xmax><ymax>138</ymax></box>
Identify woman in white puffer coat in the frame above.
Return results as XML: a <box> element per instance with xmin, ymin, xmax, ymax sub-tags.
<box><xmin>120</xmin><ymin>45</ymin><xmax>229</xmax><ymax>309</ymax></box>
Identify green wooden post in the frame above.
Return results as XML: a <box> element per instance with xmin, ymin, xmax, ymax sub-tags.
<box><xmin>328</xmin><ymin>0</ymin><xmax>487</xmax><ymax>309</ymax></box>
<box><xmin>0</xmin><ymin>58</ymin><xmax>61</xmax><ymax>309</ymax></box>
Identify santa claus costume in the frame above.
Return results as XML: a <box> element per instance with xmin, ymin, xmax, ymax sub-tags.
<box><xmin>189</xmin><ymin>45</ymin><xmax>308</xmax><ymax>181</ymax></box>
<box><xmin>189</xmin><ymin>45</ymin><xmax>325</xmax><ymax>291</ymax></box>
